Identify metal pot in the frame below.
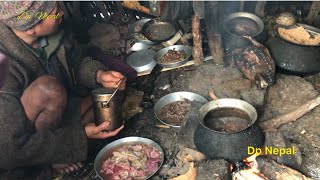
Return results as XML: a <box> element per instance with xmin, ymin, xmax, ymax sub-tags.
<box><xmin>266</xmin><ymin>24</ymin><xmax>320</xmax><ymax>73</ymax></box>
<box><xmin>222</xmin><ymin>12</ymin><xmax>264</xmax><ymax>50</ymax></box>
<box><xmin>194</xmin><ymin>99</ymin><xmax>265</xmax><ymax>162</ymax></box>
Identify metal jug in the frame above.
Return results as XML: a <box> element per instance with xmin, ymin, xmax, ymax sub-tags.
<box><xmin>92</xmin><ymin>88</ymin><xmax>123</xmax><ymax>131</ymax></box>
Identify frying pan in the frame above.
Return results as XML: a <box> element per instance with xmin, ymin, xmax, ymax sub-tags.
<box><xmin>142</xmin><ymin>19</ymin><xmax>177</xmax><ymax>42</ymax></box>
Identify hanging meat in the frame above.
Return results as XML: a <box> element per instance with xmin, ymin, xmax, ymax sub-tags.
<box><xmin>230</xmin><ymin>36</ymin><xmax>275</xmax><ymax>89</ymax></box>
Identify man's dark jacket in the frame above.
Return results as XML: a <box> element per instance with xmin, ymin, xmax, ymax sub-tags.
<box><xmin>0</xmin><ymin>23</ymin><xmax>106</xmax><ymax>170</ymax></box>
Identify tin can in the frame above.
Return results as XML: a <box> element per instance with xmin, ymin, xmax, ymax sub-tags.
<box><xmin>92</xmin><ymin>88</ymin><xmax>123</xmax><ymax>131</ymax></box>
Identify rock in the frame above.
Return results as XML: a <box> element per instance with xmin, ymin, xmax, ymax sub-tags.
<box><xmin>305</xmin><ymin>73</ymin><xmax>320</xmax><ymax>92</ymax></box>
<box><xmin>279</xmin><ymin>107</ymin><xmax>320</xmax><ymax>179</ymax></box>
<box><xmin>260</xmin><ymin>74</ymin><xmax>319</xmax><ymax>121</ymax></box>
<box><xmin>122</xmin><ymin>87</ymin><xmax>144</xmax><ymax>121</ymax></box>
<box><xmin>168</xmin><ymin>62</ymin><xmax>266</xmax><ymax>108</ymax></box>
<box><xmin>264</xmin><ymin>131</ymin><xmax>302</xmax><ymax>170</ymax></box>
<box><xmin>260</xmin><ymin>74</ymin><xmax>320</xmax><ymax>179</ymax></box>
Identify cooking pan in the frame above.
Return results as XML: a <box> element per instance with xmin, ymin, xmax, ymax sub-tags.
<box><xmin>142</xmin><ymin>19</ymin><xmax>177</xmax><ymax>42</ymax></box>
<box><xmin>267</xmin><ymin>24</ymin><xmax>320</xmax><ymax>73</ymax></box>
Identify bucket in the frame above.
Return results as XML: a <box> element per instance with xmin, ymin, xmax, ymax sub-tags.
<box><xmin>92</xmin><ymin>88</ymin><xmax>123</xmax><ymax>131</ymax></box>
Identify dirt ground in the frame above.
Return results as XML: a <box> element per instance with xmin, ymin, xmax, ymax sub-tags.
<box><xmin>137</xmin><ymin>63</ymin><xmax>320</xmax><ymax>179</ymax></box>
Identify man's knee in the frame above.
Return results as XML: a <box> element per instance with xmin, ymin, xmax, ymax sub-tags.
<box><xmin>30</xmin><ymin>75</ymin><xmax>67</xmax><ymax>102</ymax></box>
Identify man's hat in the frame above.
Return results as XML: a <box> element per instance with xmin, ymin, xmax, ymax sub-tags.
<box><xmin>0</xmin><ymin>1</ymin><xmax>56</xmax><ymax>31</ymax></box>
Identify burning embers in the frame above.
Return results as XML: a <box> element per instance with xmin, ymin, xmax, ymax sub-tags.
<box><xmin>230</xmin><ymin>153</ymin><xmax>268</xmax><ymax>180</ymax></box>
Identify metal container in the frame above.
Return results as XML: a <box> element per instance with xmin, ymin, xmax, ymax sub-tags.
<box><xmin>142</xmin><ymin>18</ymin><xmax>177</xmax><ymax>42</ymax></box>
<box><xmin>92</xmin><ymin>88</ymin><xmax>123</xmax><ymax>131</ymax></box>
<box><xmin>194</xmin><ymin>98</ymin><xmax>265</xmax><ymax>162</ymax></box>
<box><xmin>222</xmin><ymin>12</ymin><xmax>264</xmax><ymax>50</ymax></box>
<box><xmin>154</xmin><ymin>45</ymin><xmax>192</xmax><ymax>68</ymax></box>
<box><xmin>267</xmin><ymin>24</ymin><xmax>320</xmax><ymax>73</ymax></box>
<box><xmin>154</xmin><ymin>92</ymin><xmax>208</xmax><ymax>128</ymax></box>
<box><xmin>94</xmin><ymin>137</ymin><xmax>164</xmax><ymax>179</ymax></box>
<box><xmin>126</xmin><ymin>49</ymin><xmax>157</xmax><ymax>73</ymax></box>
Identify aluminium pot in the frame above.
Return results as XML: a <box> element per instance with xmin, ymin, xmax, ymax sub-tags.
<box><xmin>222</xmin><ymin>12</ymin><xmax>265</xmax><ymax>50</ymax></box>
<box><xmin>194</xmin><ymin>99</ymin><xmax>265</xmax><ymax>162</ymax></box>
<box><xmin>266</xmin><ymin>24</ymin><xmax>320</xmax><ymax>73</ymax></box>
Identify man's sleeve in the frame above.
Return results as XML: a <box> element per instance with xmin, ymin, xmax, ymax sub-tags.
<box><xmin>73</xmin><ymin>56</ymin><xmax>107</xmax><ymax>89</ymax></box>
<box><xmin>0</xmin><ymin>62</ymin><xmax>88</xmax><ymax>170</ymax></box>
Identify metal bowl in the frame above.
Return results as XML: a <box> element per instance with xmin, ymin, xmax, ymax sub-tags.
<box><xmin>222</xmin><ymin>12</ymin><xmax>264</xmax><ymax>49</ymax></box>
<box><xmin>154</xmin><ymin>45</ymin><xmax>192</xmax><ymax>68</ymax></box>
<box><xmin>223</xmin><ymin>12</ymin><xmax>264</xmax><ymax>37</ymax></box>
<box><xmin>198</xmin><ymin>98</ymin><xmax>258</xmax><ymax>133</ymax></box>
<box><xmin>154</xmin><ymin>92</ymin><xmax>208</xmax><ymax>128</ymax></box>
<box><xmin>142</xmin><ymin>19</ymin><xmax>177</xmax><ymax>42</ymax></box>
<box><xmin>94</xmin><ymin>137</ymin><xmax>164</xmax><ymax>180</ymax></box>
<box><xmin>126</xmin><ymin>49</ymin><xmax>157</xmax><ymax>73</ymax></box>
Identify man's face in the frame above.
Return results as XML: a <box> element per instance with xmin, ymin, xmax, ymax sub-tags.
<box><xmin>32</xmin><ymin>2</ymin><xmax>64</xmax><ymax>36</ymax></box>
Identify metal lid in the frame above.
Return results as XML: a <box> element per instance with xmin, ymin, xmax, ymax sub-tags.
<box><xmin>92</xmin><ymin>88</ymin><xmax>114</xmax><ymax>101</ymax></box>
<box><xmin>126</xmin><ymin>49</ymin><xmax>157</xmax><ymax>73</ymax></box>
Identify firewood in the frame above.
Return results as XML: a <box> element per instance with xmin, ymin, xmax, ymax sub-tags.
<box><xmin>204</xmin><ymin>2</ymin><xmax>224</xmax><ymax>65</ymax></box>
<box><xmin>192</xmin><ymin>15</ymin><xmax>204</xmax><ymax>65</ymax></box>
<box><xmin>257</xmin><ymin>157</ymin><xmax>311</xmax><ymax>180</ymax></box>
<box><xmin>306</xmin><ymin>1</ymin><xmax>320</xmax><ymax>25</ymax></box>
<box><xmin>259</xmin><ymin>96</ymin><xmax>320</xmax><ymax>131</ymax></box>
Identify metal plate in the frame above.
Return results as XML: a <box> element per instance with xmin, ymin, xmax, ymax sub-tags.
<box><xmin>154</xmin><ymin>92</ymin><xmax>208</xmax><ymax>128</ymax></box>
<box><xmin>154</xmin><ymin>45</ymin><xmax>192</xmax><ymax>68</ymax></box>
<box><xmin>142</xmin><ymin>19</ymin><xmax>177</xmax><ymax>42</ymax></box>
<box><xmin>94</xmin><ymin>137</ymin><xmax>164</xmax><ymax>180</ymax></box>
<box><xmin>126</xmin><ymin>49</ymin><xmax>157</xmax><ymax>73</ymax></box>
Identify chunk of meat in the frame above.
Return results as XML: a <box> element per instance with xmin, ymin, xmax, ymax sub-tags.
<box><xmin>100</xmin><ymin>144</ymin><xmax>161</xmax><ymax>179</ymax></box>
<box><xmin>230</xmin><ymin>36</ymin><xmax>275</xmax><ymax>89</ymax></box>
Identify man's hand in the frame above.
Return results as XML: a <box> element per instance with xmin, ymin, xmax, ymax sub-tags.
<box><xmin>85</xmin><ymin>122</ymin><xmax>124</xmax><ymax>139</ymax></box>
<box><xmin>96</xmin><ymin>70</ymin><xmax>126</xmax><ymax>90</ymax></box>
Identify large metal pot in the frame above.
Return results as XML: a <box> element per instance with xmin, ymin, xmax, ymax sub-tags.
<box><xmin>266</xmin><ymin>24</ymin><xmax>320</xmax><ymax>73</ymax></box>
<box><xmin>194</xmin><ymin>99</ymin><xmax>265</xmax><ymax>162</ymax></box>
<box><xmin>222</xmin><ymin>12</ymin><xmax>264</xmax><ymax>50</ymax></box>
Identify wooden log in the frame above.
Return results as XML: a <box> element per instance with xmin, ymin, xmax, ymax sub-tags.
<box><xmin>306</xmin><ymin>1</ymin><xmax>320</xmax><ymax>25</ymax></box>
<box><xmin>204</xmin><ymin>1</ymin><xmax>224</xmax><ymax>65</ymax></box>
<box><xmin>259</xmin><ymin>96</ymin><xmax>320</xmax><ymax>131</ymax></box>
<box><xmin>206</xmin><ymin>31</ymin><xmax>224</xmax><ymax>65</ymax></box>
<box><xmin>255</xmin><ymin>1</ymin><xmax>266</xmax><ymax>18</ymax></box>
<box><xmin>257</xmin><ymin>157</ymin><xmax>311</xmax><ymax>180</ymax></box>
<box><xmin>192</xmin><ymin>15</ymin><xmax>204</xmax><ymax>66</ymax></box>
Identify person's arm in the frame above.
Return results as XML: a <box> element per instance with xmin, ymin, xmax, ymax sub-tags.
<box><xmin>0</xmin><ymin>64</ymin><xmax>88</xmax><ymax>170</ymax></box>
<box><xmin>0</xmin><ymin>52</ymin><xmax>8</xmax><ymax>88</ymax></box>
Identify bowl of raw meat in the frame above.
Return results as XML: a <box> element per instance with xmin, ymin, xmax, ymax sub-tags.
<box><xmin>154</xmin><ymin>92</ymin><xmax>209</xmax><ymax>128</ymax></box>
<box><xmin>94</xmin><ymin>137</ymin><xmax>164</xmax><ymax>180</ymax></box>
<box><xmin>154</xmin><ymin>45</ymin><xmax>192</xmax><ymax>68</ymax></box>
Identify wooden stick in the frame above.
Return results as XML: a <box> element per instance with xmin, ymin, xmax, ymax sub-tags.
<box><xmin>306</xmin><ymin>1</ymin><xmax>320</xmax><ymax>25</ymax></box>
<box><xmin>259</xmin><ymin>96</ymin><xmax>320</xmax><ymax>131</ymax></box>
<box><xmin>257</xmin><ymin>158</ymin><xmax>312</xmax><ymax>180</ymax></box>
<box><xmin>192</xmin><ymin>15</ymin><xmax>203</xmax><ymax>66</ymax></box>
